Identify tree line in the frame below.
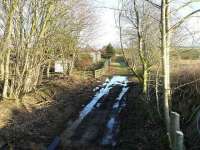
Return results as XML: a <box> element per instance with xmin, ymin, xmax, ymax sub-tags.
<box><xmin>0</xmin><ymin>0</ymin><xmax>93</xmax><ymax>100</ymax></box>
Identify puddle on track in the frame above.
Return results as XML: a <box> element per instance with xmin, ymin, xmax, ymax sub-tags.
<box><xmin>48</xmin><ymin>76</ymin><xmax>129</xmax><ymax>150</ymax></box>
<box><xmin>72</xmin><ymin>76</ymin><xmax>128</xmax><ymax>130</ymax></box>
<box><xmin>101</xmin><ymin>85</ymin><xmax>129</xmax><ymax>146</ymax></box>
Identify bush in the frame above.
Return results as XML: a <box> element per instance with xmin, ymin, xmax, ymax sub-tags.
<box><xmin>102</xmin><ymin>43</ymin><xmax>115</xmax><ymax>59</ymax></box>
<box><xmin>75</xmin><ymin>53</ymin><xmax>93</xmax><ymax>70</ymax></box>
<box><xmin>89</xmin><ymin>60</ymin><xmax>105</xmax><ymax>70</ymax></box>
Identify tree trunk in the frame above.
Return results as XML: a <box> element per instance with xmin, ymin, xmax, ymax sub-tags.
<box><xmin>47</xmin><ymin>61</ymin><xmax>51</xmax><ymax>78</ymax></box>
<box><xmin>39</xmin><ymin>66</ymin><xmax>45</xmax><ymax>85</ymax></box>
<box><xmin>166</xmin><ymin>0</ymin><xmax>171</xmax><ymax>108</ymax></box>
<box><xmin>33</xmin><ymin>65</ymin><xmax>41</xmax><ymax>89</ymax></box>
<box><xmin>134</xmin><ymin>0</ymin><xmax>149</xmax><ymax>95</ymax></box>
<box><xmin>161</xmin><ymin>0</ymin><xmax>171</xmax><ymax>133</ymax></box>
<box><xmin>3</xmin><ymin>49</ymin><xmax>11</xmax><ymax>98</ymax></box>
<box><xmin>143</xmin><ymin>63</ymin><xmax>148</xmax><ymax>94</ymax></box>
<box><xmin>2</xmin><ymin>0</ymin><xmax>19</xmax><ymax>99</ymax></box>
<box><xmin>0</xmin><ymin>61</ymin><xmax>4</xmax><ymax>81</ymax></box>
<box><xmin>23</xmin><ymin>72</ymin><xmax>32</xmax><ymax>93</ymax></box>
<box><xmin>9</xmin><ymin>74</ymin><xmax>15</xmax><ymax>98</ymax></box>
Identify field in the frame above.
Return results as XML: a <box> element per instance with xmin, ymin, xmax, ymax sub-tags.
<box><xmin>171</xmin><ymin>59</ymin><xmax>200</xmax><ymax>148</ymax></box>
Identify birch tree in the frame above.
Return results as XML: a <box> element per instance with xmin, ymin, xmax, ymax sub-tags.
<box><xmin>0</xmin><ymin>0</ymin><xmax>94</xmax><ymax>100</ymax></box>
<box><xmin>145</xmin><ymin>0</ymin><xmax>200</xmax><ymax>136</ymax></box>
<box><xmin>0</xmin><ymin>0</ymin><xmax>19</xmax><ymax>98</ymax></box>
<box><xmin>118</xmin><ymin>0</ymin><xmax>200</xmax><ymax>137</ymax></box>
<box><xmin>118</xmin><ymin>0</ymin><xmax>160</xmax><ymax>94</ymax></box>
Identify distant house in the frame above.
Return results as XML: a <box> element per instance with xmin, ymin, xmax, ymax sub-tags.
<box><xmin>89</xmin><ymin>50</ymin><xmax>101</xmax><ymax>63</ymax></box>
<box><xmin>80</xmin><ymin>47</ymin><xmax>102</xmax><ymax>63</ymax></box>
<box><xmin>54</xmin><ymin>59</ymin><xmax>74</xmax><ymax>73</ymax></box>
<box><xmin>55</xmin><ymin>61</ymin><xmax>65</xmax><ymax>73</ymax></box>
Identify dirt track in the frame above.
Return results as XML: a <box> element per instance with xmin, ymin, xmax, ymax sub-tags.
<box><xmin>0</xmin><ymin>77</ymin><xmax>101</xmax><ymax>150</ymax></box>
<box><xmin>0</xmin><ymin>74</ymin><xmax>171</xmax><ymax>150</ymax></box>
<box><xmin>59</xmin><ymin>76</ymin><xmax>130</xmax><ymax>150</ymax></box>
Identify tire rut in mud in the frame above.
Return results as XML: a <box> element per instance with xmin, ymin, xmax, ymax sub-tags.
<box><xmin>61</xmin><ymin>86</ymin><xmax>123</xmax><ymax>149</ymax></box>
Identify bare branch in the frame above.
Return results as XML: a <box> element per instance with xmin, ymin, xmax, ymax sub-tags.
<box><xmin>169</xmin><ymin>9</ymin><xmax>200</xmax><ymax>32</ymax></box>
<box><xmin>144</xmin><ymin>0</ymin><xmax>161</xmax><ymax>9</ymax></box>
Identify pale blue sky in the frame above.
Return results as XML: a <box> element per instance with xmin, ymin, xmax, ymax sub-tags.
<box><xmin>90</xmin><ymin>0</ymin><xmax>200</xmax><ymax>48</ymax></box>
<box><xmin>91</xmin><ymin>0</ymin><xmax>119</xmax><ymax>48</ymax></box>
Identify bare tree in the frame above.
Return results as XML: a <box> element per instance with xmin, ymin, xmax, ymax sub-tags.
<box><xmin>118</xmin><ymin>0</ymin><xmax>200</xmax><ymax>138</ymax></box>
<box><xmin>0</xmin><ymin>0</ymin><xmax>95</xmax><ymax>100</ymax></box>
<box><xmin>145</xmin><ymin>0</ymin><xmax>200</xmax><ymax>138</ymax></box>
<box><xmin>118</xmin><ymin>0</ymin><xmax>161</xmax><ymax>94</ymax></box>
<box><xmin>0</xmin><ymin>0</ymin><xmax>19</xmax><ymax>98</ymax></box>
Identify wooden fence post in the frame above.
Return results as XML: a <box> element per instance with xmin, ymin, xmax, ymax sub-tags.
<box><xmin>170</xmin><ymin>112</ymin><xmax>180</xmax><ymax>148</ymax></box>
<box><xmin>175</xmin><ymin>131</ymin><xmax>184</xmax><ymax>150</ymax></box>
<box><xmin>170</xmin><ymin>111</ymin><xmax>185</xmax><ymax>150</ymax></box>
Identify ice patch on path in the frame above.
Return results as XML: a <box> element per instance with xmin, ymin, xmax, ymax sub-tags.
<box><xmin>79</xmin><ymin>76</ymin><xmax>127</xmax><ymax>119</ymax></box>
<box><xmin>48</xmin><ymin>76</ymin><xmax>128</xmax><ymax>149</ymax></box>
<box><xmin>65</xmin><ymin>76</ymin><xmax>128</xmax><ymax>133</ymax></box>
<box><xmin>101</xmin><ymin>85</ymin><xmax>129</xmax><ymax>146</ymax></box>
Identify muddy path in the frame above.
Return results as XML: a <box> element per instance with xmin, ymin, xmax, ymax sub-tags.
<box><xmin>0</xmin><ymin>77</ymin><xmax>102</xmax><ymax>150</ymax></box>
<box><xmin>48</xmin><ymin>76</ymin><xmax>130</xmax><ymax>150</ymax></box>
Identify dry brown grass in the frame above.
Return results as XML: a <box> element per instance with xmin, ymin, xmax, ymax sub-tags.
<box><xmin>171</xmin><ymin>60</ymin><xmax>200</xmax><ymax>148</ymax></box>
<box><xmin>0</xmin><ymin>77</ymin><xmax>101</xmax><ymax>149</ymax></box>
